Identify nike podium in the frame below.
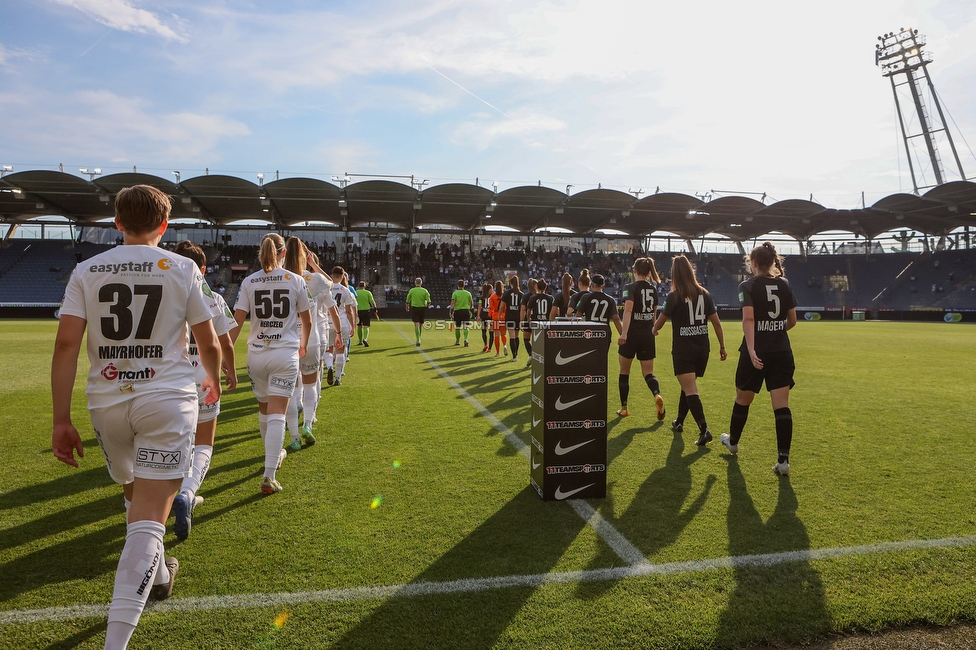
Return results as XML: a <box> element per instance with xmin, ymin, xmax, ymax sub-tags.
<box><xmin>529</xmin><ymin>321</ymin><xmax>610</xmax><ymax>501</ymax></box>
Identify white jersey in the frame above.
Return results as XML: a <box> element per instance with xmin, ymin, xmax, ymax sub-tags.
<box><xmin>332</xmin><ymin>284</ymin><xmax>358</xmax><ymax>331</ymax></box>
<box><xmin>190</xmin><ymin>285</ymin><xmax>235</xmax><ymax>378</ymax></box>
<box><xmin>303</xmin><ymin>270</ymin><xmax>336</xmax><ymax>343</ymax></box>
<box><xmin>235</xmin><ymin>267</ymin><xmax>311</xmax><ymax>351</ymax></box>
<box><xmin>60</xmin><ymin>244</ymin><xmax>211</xmax><ymax>409</ymax></box>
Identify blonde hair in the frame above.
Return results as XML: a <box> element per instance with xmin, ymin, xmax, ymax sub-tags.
<box><xmin>670</xmin><ymin>255</ymin><xmax>704</xmax><ymax>302</ymax></box>
<box><xmin>283</xmin><ymin>237</ymin><xmax>306</xmax><ymax>274</ymax></box>
<box><xmin>259</xmin><ymin>233</ymin><xmax>285</xmax><ymax>273</ymax></box>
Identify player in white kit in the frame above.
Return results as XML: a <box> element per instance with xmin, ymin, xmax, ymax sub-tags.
<box><xmin>297</xmin><ymin>246</ymin><xmax>342</xmax><ymax>440</ymax></box>
<box><xmin>170</xmin><ymin>241</ymin><xmax>238</xmax><ymax>541</ymax></box>
<box><xmin>324</xmin><ymin>265</ymin><xmax>356</xmax><ymax>386</ymax></box>
<box><xmin>52</xmin><ymin>185</ymin><xmax>221</xmax><ymax>650</ymax></box>
<box><xmin>231</xmin><ymin>234</ymin><xmax>311</xmax><ymax>494</ymax></box>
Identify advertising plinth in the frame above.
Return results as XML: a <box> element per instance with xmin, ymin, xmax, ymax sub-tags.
<box><xmin>529</xmin><ymin>321</ymin><xmax>610</xmax><ymax>501</ymax></box>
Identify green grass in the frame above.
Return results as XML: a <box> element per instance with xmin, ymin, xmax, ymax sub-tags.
<box><xmin>2</xmin><ymin>318</ymin><xmax>976</xmax><ymax>649</ymax></box>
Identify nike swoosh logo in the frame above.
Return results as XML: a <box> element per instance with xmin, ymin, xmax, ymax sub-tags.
<box><xmin>533</xmin><ymin>373</ymin><xmax>542</xmax><ymax>384</ymax></box>
<box><xmin>555</xmin><ymin>438</ymin><xmax>594</xmax><ymax>455</ymax></box>
<box><xmin>532</xmin><ymin>458</ymin><xmax>541</xmax><ymax>469</ymax></box>
<box><xmin>532</xmin><ymin>415</ymin><xmax>542</xmax><ymax>428</ymax></box>
<box><xmin>554</xmin><ymin>483</ymin><xmax>595</xmax><ymax>500</ymax></box>
<box><xmin>555</xmin><ymin>349</ymin><xmax>595</xmax><ymax>365</ymax></box>
<box><xmin>554</xmin><ymin>394</ymin><xmax>594</xmax><ymax>411</ymax></box>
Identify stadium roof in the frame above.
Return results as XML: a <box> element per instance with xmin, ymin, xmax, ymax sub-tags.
<box><xmin>3</xmin><ymin>171</ymin><xmax>976</xmax><ymax>240</ymax></box>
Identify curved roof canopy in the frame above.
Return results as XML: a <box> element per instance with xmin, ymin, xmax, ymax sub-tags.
<box><xmin>3</xmin><ymin>171</ymin><xmax>976</xmax><ymax>239</ymax></box>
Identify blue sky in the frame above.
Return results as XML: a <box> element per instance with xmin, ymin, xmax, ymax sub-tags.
<box><xmin>2</xmin><ymin>0</ymin><xmax>976</xmax><ymax>210</ymax></box>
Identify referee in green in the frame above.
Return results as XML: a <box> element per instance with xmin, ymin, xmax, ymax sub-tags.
<box><xmin>450</xmin><ymin>279</ymin><xmax>474</xmax><ymax>347</ymax></box>
<box><xmin>356</xmin><ymin>281</ymin><xmax>377</xmax><ymax>347</ymax></box>
<box><xmin>405</xmin><ymin>277</ymin><xmax>431</xmax><ymax>346</ymax></box>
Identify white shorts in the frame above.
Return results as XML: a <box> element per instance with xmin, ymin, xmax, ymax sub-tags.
<box><xmin>247</xmin><ymin>347</ymin><xmax>299</xmax><ymax>401</ymax></box>
<box><xmin>89</xmin><ymin>392</ymin><xmax>196</xmax><ymax>484</ymax></box>
<box><xmin>194</xmin><ymin>364</ymin><xmax>220</xmax><ymax>423</ymax></box>
<box><xmin>299</xmin><ymin>344</ymin><xmax>322</xmax><ymax>375</ymax></box>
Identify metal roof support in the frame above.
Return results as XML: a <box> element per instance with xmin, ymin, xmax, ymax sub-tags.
<box><xmin>685</xmin><ymin>238</ymin><xmax>696</xmax><ymax>256</ymax></box>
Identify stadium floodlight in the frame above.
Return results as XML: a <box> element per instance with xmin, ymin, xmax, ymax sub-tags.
<box><xmin>79</xmin><ymin>167</ymin><xmax>102</xmax><ymax>182</ymax></box>
<box><xmin>172</xmin><ymin>171</ymin><xmax>181</xmax><ymax>183</ymax></box>
<box><xmin>565</xmin><ymin>184</ymin><xmax>573</xmax><ymax>195</ymax></box>
<box><xmin>257</xmin><ymin>173</ymin><xmax>264</xmax><ymax>186</ymax></box>
<box><xmin>492</xmin><ymin>181</ymin><xmax>499</xmax><ymax>193</ymax></box>
<box><xmin>1</xmin><ymin>165</ymin><xmax>12</xmax><ymax>177</ymax></box>
<box><xmin>629</xmin><ymin>187</ymin><xmax>644</xmax><ymax>198</ymax></box>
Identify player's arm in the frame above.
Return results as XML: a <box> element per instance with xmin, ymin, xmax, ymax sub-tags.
<box><xmin>741</xmin><ymin>305</ymin><xmax>761</xmax><ymax>369</ymax></box>
<box><xmin>345</xmin><ymin>303</ymin><xmax>357</xmax><ymax>328</ymax></box>
<box><xmin>327</xmin><ymin>305</ymin><xmax>345</xmax><ymax>352</ymax></box>
<box><xmin>651</xmin><ymin>310</ymin><xmax>667</xmax><ymax>337</ymax></box>
<box><xmin>190</xmin><ymin>318</ymin><xmax>222</xmax><ymax>405</ymax></box>
<box><xmin>51</xmin><ymin>314</ymin><xmax>86</xmax><ymax>468</ymax></box>
<box><xmin>708</xmin><ymin>312</ymin><xmax>727</xmax><ymax>360</ymax></box>
<box><xmin>230</xmin><ymin>309</ymin><xmax>247</xmax><ymax>343</ymax></box>
<box><xmin>785</xmin><ymin>308</ymin><xmax>797</xmax><ymax>331</ymax></box>
<box><xmin>619</xmin><ymin>299</ymin><xmax>634</xmax><ymax>343</ymax></box>
<box><xmin>298</xmin><ymin>309</ymin><xmax>312</xmax><ymax>359</ymax></box>
<box><xmin>217</xmin><ymin>331</ymin><xmax>238</xmax><ymax>390</ymax></box>
<box><xmin>611</xmin><ymin>311</ymin><xmax>623</xmax><ymax>335</ymax></box>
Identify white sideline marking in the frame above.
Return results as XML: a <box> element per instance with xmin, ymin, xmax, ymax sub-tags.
<box><xmin>392</xmin><ymin>324</ymin><xmax>647</xmax><ymax>565</ymax></box>
<box><xmin>6</xmin><ymin>535</ymin><xmax>976</xmax><ymax>624</ymax></box>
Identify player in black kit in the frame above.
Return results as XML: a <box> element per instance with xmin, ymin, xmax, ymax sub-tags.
<box><xmin>616</xmin><ymin>257</ymin><xmax>665</xmax><ymax>420</ymax></box>
<box><xmin>501</xmin><ymin>275</ymin><xmax>523</xmax><ymax>362</ymax></box>
<box><xmin>522</xmin><ymin>278</ymin><xmax>552</xmax><ymax>367</ymax></box>
<box><xmin>719</xmin><ymin>242</ymin><xmax>797</xmax><ymax>476</ymax></box>
<box><xmin>520</xmin><ymin>278</ymin><xmax>537</xmax><ymax>366</ymax></box>
<box><xmin>652</xmin><ymin>255</ymin><xmax>727</xmax><ymax>446</ymax></box>
<box><xmin>576</xmin><ymin>274</ymin><xmax>621</xmax><ymax>334</ymax></box>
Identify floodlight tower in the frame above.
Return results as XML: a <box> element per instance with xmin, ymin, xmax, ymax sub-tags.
<box><xmin>876</xmin><ymin>28</ymin><xmax>966</xmax><ymax>194</ymax></box>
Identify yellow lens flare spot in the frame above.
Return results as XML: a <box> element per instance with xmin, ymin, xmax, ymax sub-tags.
<box><xmin>273</xmin><ymin>611</ymin><xmax>291</xmax><ymax>629</ymax></box>
<box><xmin>392</xmin><ymin>460</ymin><xmax>401</xmax><ymax>469</ymax></box>
<box><xmin>370</xmin><ymin>496</ymin><xmax>382</xmax><ymax>509</ymax></box>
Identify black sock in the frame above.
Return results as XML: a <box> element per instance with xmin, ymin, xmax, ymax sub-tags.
<box><xmin>524</xmin><ymin>338</ymin><xmax>532</xmax><ymax>357</ymax></box>
<box><xmin>510</xmin><ymin>337</ymin><xmax>520</xmax><ymax>358</ymax></box>
<box><xmin>686</xmin><ymin>393</ymin><xmax>707</xmax><ymax>434</ymax></box>
<box><xmin>482</xmin><ymin>326</ymin><xmax>489</xmax><ymax>345</ymax></box>
<box><xmin>618</xmin><ymin>374</ymin><xmax>630</xmax><ymax>407</ymax></box>
<box><xmin>644</xmin><ymin>373</ymin><xmax>660</xmax><ymax>396</ymax></box>
<box><xmin>774</xmin><ymin>407</ymin><xmax>792</xmax><ymax>464</ymax></box>
<box><xmin>488</xmin><ymin>331</ymin><xmax>494</xmax><ymax>349</ymax></box>
<box><xmin>676</xmin><ymin>391</ymin><xmax>689</xmax><ymax>425</ymax></box>
<box><xmin>729</xmin><ymin>402</ymin><xmax>750</xmax><ymax>446</ymax></box>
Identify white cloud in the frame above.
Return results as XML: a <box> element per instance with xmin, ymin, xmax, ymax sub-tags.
<box><xmin>47</xmin><ymin>0</ymin><xmax>187</xmax><ymax>42</ymax></box>
<box><xmin>0</xmin><ymin>89</ymin><xmax>249</xmax><ymax>163</ymax></box>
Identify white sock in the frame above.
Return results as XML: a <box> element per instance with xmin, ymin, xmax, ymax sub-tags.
<box><xmin>286</xmin><ymin>391</ymin><xmax>300</xmax><ymax>442</ymax></box>
<box><xmin>324</xmin><ymin>352</ymin><xmax>334</xmax><ymax>370</ymax></box>
<box><xmin>335</xmin><ymin>354</ymin><xmax>345</xmax><ymax>379</ymax></box>
<box><xmin>258</xmin><ymin>413</ymin><xmax>268</xmax><ymax>443</ymax></box>
<box><xmin>106</xmin><ymin>520</ymin><xmax>165</xmax><ymax>646</ymax></box>
<box><xmin>302</xmin><ymin>383</ymin><xmax>318</xmax><ymax>424</ymax></box>
<box><xmin>264</xmin><ymin>414</ymin><xmax>286</xmax><ymax>480</ymax></box>
<box><xmin>180</xmin><ymin>445</ymin><xmax>213</xmax><ymax>498</ymax></box>
<box><xmin>124</xmin><ymin>497</ymin><xmax>131</xmax><ymax>522</ymax></box>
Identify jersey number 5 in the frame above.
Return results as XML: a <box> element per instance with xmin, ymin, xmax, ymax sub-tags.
<box><xmin>254</xmin><ymin>289</ymin><xmax>291</xmax><ymax>319</ymax></box>
<box><xmin>765</xmin><ymin>285</ymin><xmax>781</xmax><ymax>319</ymax></box>
<box><xmin>99</xmin><ymin>283</ymin><xmax>162</xmax><ymax>340</ymax></box>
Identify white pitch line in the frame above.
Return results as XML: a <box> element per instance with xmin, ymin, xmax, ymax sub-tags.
<box><xmin>6</xmin><ymin>534</ymin><xmax>976</xmax><ymax>625</ymax></box>
<box><xmin>393</xmin><ymin>323</ymin><xmax>648</xmax><ymax>565</ymax></box>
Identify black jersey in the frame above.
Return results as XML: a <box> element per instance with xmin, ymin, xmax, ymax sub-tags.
<box><xmin>501</xmin><ymin>288</ymin><xmax>522</xmax><ymax>327</ymax></box>
<box><xmin>524</xmin><ymin>292</ymin><xmax>553</xmax><ymax>321</ymax></box>
<box><xmin>738</xmin><ymin>276</ymin><xmax>796</xmax><ymax>353</ymax></box>
<box><xmin>662</xmin><ymin>289</ymin><xmax>717</xmax><ymax>352</ymax></box>
<box><xmin>621</xmin><ymin>280</ymin><xmax>658</xmax><ymax>332</ymax></box>
<box><xmin>551</xmin><ymin>290</ymin><xmax>573</xmax><ymax>318</ymax></box>
<box><xmin>577</xmin><ymin>291</ymin><xmax>617</xmax><ymax>324</ymax></box>
<box><xmin>568</xmin><ymin>290</ymin><xmax>589</xmax><ymax>314</ymax></box>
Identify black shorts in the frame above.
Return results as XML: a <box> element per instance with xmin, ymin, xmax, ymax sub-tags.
<box><xmin>735</xmin><ymin>349</ymin><xmax>795</xmax><ymax>393</ymax></box>
<box><xmin>453</xmin><ymin>309</ymin><xmax>471</xmax><ymax>326</ymax></box>
<box><xmin>618</xmin><ymin>330</ymin><xmax>655</xmax><ymax>361</ymax></box>
<box><xmin>358</xmin><ymin>310</ymin><xmax>372</xmax><ymax>327</ymax></box>
<box><xmin>672</xmin><ymin>348</ymin><xmax>709</xmax><ymax>377</ymax></box>
<box><xmin>504</xmin><ymin>320</ymin><xmax>521</xmax><ymax>332</ymax></box>
<box><xmin>410</xmin><ymin>307</ymin><xmax>427</xmax><ymax>324</ymax></box>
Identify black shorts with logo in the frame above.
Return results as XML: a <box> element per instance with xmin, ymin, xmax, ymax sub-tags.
<box><xmin>672</xmin><ymin>347</ymin><xmax>709</xmax><ymax>377</ymax></box>
<box><xmin>618</xmin><ymin>330</ymin><xmax>655</xmax><ymax>361</ymax></box>
<box><xmin>453</xmin><ymin>309</ymin><xmax>471</xmax><ymax>326</ymax></box>
<box><xmin>410</xmin><ymin>306</ymin><xmax>427</xmax><ymax>324</ymax></box>
<box><xmin>735</xmin><ymin>349</ymin><xmax>795</xmax><ymax>392</ymax></box>
<box><xmin>358</xmin><ymin>309</ymin><xmax>372</xmax><ymax>327</ymax></box>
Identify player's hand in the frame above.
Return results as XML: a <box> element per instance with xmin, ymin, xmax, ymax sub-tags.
<box><xmin>652</xmin><ymin>329</ymin><xmax>660</xmax><ymax>337</ymax></box>
<box><xmin>299</xmin><ymin>344</ymin><xmax>307</xmax><ymax>359</ymax></box>
<box><xmin>719</xmin><ymin>347</ymin><xmax>728</xmax><ymax>361</ymax></box>
<box><xmin>52</xmin><ymin>422</ymin><xmax>84</xmax><ymax>468</ymax></box>
<box><xmin>202</xmin><ymin>375</ymin><xmax>222</xmax><ymax>405</ymax></box>
<box><xmin>224</xmin><ymin>368</ymin><xmax>238</xmax><ymax>391</ymax></box>
<box><xmin>749</xmin><ymin>350</ymin><xmax>763</xmax><ymax>369</ymax></box>
<box><xmin>335</xmin><ymin>337</ymin><xmax>345</xmax><ymax>352</ymax></box>
<box><xmin>618</xmin><ymin>335</ymin><xmax>627</xmax><ymax>345</ymax></box>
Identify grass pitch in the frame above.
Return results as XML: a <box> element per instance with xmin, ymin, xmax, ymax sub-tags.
<box><xmin>2</xmin><ymin>318</ymin><xmax>976</xmax><ymax>649</ymax></box>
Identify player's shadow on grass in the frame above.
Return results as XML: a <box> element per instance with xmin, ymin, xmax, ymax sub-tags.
<box><xmin>1</xmin><ymin>465</ymin><xmax>114</xmax><ymax>511</ymax></box>
<box><xmin>332</xmin><ymin>486</ymin><xmax>589</xmax><ymax>650</ymax></box>
<box><xmin>714</xmin><ymin>461</ymin><xmax>829</xmax><ymax>647</ymax></box>
<box><xmin>576</xmin><ymin>430</ymin><xmax>715</xmax><ymax>600</ymax></box>
<box><xmin>41</xmin><ymin>620</ymin><xmax>107</xmax><ymax>650</ymax></box>
<box><xmin>0</xmin><ymin>492</ymin><xmax>119</xmax><ymax>554</ymax></box>
<box><xmin>606</xmin><ymin>420</ymin><xmax>667</xmax><ymax>465</ymax></box>
<box><xmin>0</xmin><ymin>518</ymin><xmax>125</xmax><ymax>603</ymax></box>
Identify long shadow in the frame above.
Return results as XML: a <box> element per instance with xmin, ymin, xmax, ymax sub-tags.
<box><xmin>714</xmin><ymin>461</ymin><xmax>829</xmax><ymax>647</ymax></box>
<box><xmin>1</xmin><ymin>466</ymin><xmax>114</xmax><ymax>511</ymax></box>
<box><xmin>41</xmin><ymin>621</ymin><xmax>107</xmax><ymax>650</ymax></box>
<box><xmin>606</xmin><ymin>419</ymin><xmax>665</xmax><ymax>465</ymax></box>
<box><xmin>332</xmin><ymin>487</ymin><xmax>588</xmax><ymax>649</ymax></box>
<box><xmin>0</xmin><ymin>493</ymin><xmax>119</xmax><ymax>553</ymax></box>
<box><xmin>577</xmin><ymin>430</ymin><xmax>715</xmax><ymax>599</ymax></box>
<box><xmin>173</xmin><ymin>492</ymin><xmax>265</xmax><ymax>544</ymax></box>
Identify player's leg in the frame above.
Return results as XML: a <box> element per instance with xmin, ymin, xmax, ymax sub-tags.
<box><xmin>173</xmin><ymin>413</ymin><xmax>217</xmax><ymax>541</ymax></box>
<box><xmin>300</xmin><ymin>373</ymin><xmax>319</xmax><ymax>444</ymax></box>
<box><xmin>640</xmin><ymin>357</ymin><xmax>665</xmax><ymax>421</ymax></box>
<box><xmin>676</xmin><ymin>372</ymin><xmax>710</xmax><ymax>445</ymax></box>
<box><xmin>509</xmin><ymin>325</ymin><xmax>520</xmax><ymax>360</ymax></box>
<box><xmin>286</xmin><ymin>378</ymin><xmax>302</xmax><ymax>451</ymax></box>
<box><xmin>617</xmin><ymin>354</ymin><xmax>633</xmax><ymax>416</ymax></box>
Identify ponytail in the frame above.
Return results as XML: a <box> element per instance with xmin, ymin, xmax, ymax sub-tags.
<box><xmin>259</xmin><ymin>233</ymin><xmax>285</xmax><ymax>273</ymax></box>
